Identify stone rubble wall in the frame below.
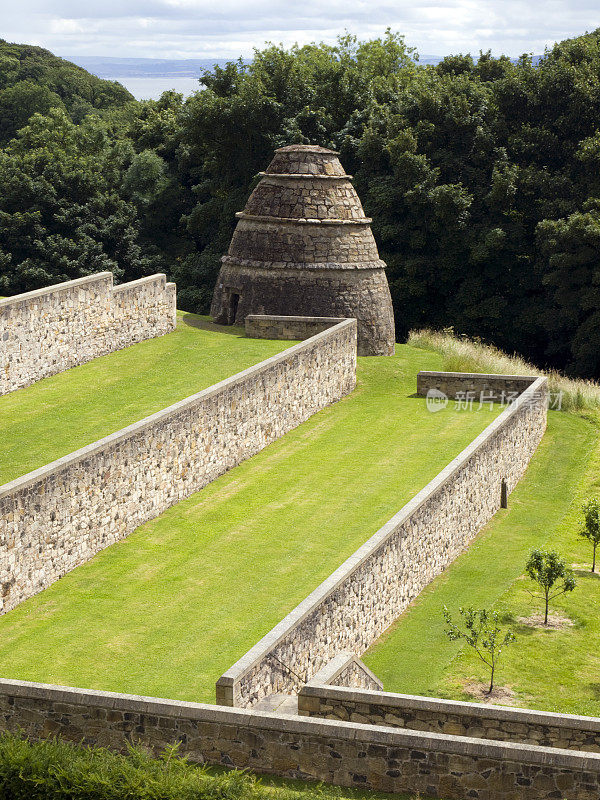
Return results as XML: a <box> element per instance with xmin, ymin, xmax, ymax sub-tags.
<box><xmin>216</xmin><ymin>375</ymin><xmax>547</xmax><ymax>708</ymax></box>
<box><xmin>229</xmin><ymin>217</ymin><xmax>382</xmax><ymax>264</ymax></box>
<box><xmin>0</xmin><ymin>273</ymin><xmax>177</xmax><ymax>395</ymax></box>
<box><xmin>417</xmin><ymin>371</ymin><xmax>538</xmax><ymax>403</ymax></box>
<box><xmin>298</xmin><ymin>684</ymin><xmax>600</xmax><ymax>753</ymax></box>
<box><xmin>245</xmin><ymin>315</ymin><xmax>347</xmax><ymax>341</ymax></box>
<box><xmin>244</xmin><ymin>176</ymin><xmax>367</xmax><ymax>221</ymax></box>
<box><xmin>0</xmin><ymin>319</ymin><xmax>357</xmax><ymax>614</ymax></box>
<box><xmin>214</xmin><ymin>262</ymin><xmax>395</xmax><ymax>356</ymax></box>
<box><xmin>1</xmin><ymin>677</ymin><xmax>598</xmax><ymax>799</ymax></box>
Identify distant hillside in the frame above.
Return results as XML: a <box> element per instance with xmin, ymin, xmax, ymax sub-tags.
<box><xmin>0</xmin><ymin>40</ymin><xmax>133</xmax><ymax>143</ymax></box>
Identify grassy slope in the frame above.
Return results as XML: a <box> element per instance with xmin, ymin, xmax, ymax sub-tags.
<box><xmin>0</xmin><ymin>342</ymin><xmax>498</xmax><ymax>703</ymax></box>
<box><xmin>0</xmin><ymin>313</ymin><xmax>290</xmax><ymax>484</ymax></box>
<box><xmin>365</xmin><ymin>379</ymin><xmax>600</xmax><ymax>715</ymax></box>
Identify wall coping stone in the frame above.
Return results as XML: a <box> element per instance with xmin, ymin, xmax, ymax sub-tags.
<box><xmin>235</xmin><ymin>212</ymin><xmax>372</xmax><ymax>226</ymax></box>
<box><xmin>299</xmin><ymin>684</ymin><xmax>600</xmax><ymax>734</ymax></box>
<box><xmin>217</xmin><ymin>374</ymin><xmax>548</xmax><ymax>692</ymax></box>
<box><xmin>257</xmin><ymin>172</ymin><xmax>354</xmax><ymax>180</ymax></box>
<box><xmin>0</xmin><ymin>273</ymin><xmax>114</xmax><ymax>309</ymax></box>
<box><xmin>246</xmin><ymin>315</ymin><xmax>347</xmax><ymax>325</ymax></box>
<box><xmin>1</xmin><ymin>677</ymin><xmax>599</xmax><ymax>771</ymax></box>
<box><xmin>110</xmin><ymin>274</ymin><xmax>166</xmax><ymax>293</ymax></box>
<box><xmin>0</xmin><ymin>318</ymin><xmax>356</xmax><ymax>503</ymax></box>
<box><xmin>418</xmin><ymin>370</ymin><xmax>539</xmax><ymax>384</ymax></box>
<box><xmin>220</xmin><ymin>255</ymin><xmax>386</xmax><ymax>271</ymax></box>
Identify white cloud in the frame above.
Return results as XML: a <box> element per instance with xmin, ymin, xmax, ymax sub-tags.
<box><xmin>3</xmin><ymin>0</ymin><xmax>599</xmax><ymax>59</ymax></box>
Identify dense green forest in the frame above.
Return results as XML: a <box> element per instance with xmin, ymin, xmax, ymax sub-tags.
<box><xmin>1</xmin><ymin>32</ymin><xmax>600</xmax><ymax>377</ymax></box>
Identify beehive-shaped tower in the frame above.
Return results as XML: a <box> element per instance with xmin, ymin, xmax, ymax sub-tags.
<box><xmin>210</xmin><ymin>144</ymin><xmax>395</xmax><ymax>355</ymax></box>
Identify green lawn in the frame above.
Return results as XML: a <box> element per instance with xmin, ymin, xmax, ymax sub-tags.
<box><xmin>0</xmin><ymin>313</ymin><xmax>291</xmax><ymax>485</ymax></box>
<box><xmin>0</xmin><ymin>340</ymin><xmax>498</xmax><ymax>703</ymax></box>
<box><xmin>364</xmin><ymin>409</ymin><xmax>600</xmax><ymax>716</ymax></box>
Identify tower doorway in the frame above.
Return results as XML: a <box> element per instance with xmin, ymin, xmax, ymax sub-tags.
<box><xmin>227</xmin><ymin>292</ymin><xmax>240</xmax><ymax>325</ymax></box>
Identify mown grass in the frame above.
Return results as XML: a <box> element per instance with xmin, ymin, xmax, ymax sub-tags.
<box><xmin>0</xmin><ymin>313</ymin><xmax>291</xmax><ymax>485</ymax></box>
<box><xmin>363</xmin><ymin>330</ymin><xmax>600</xmax><ymax>715</ymax></box>
<box><xmin>0</xmin><ymin>343</ymin><xmax>498</xmax><ymax>702</ymax></box>
<box><xmin>439</xmin><ymin>421</ymin><xmax>600</xmax><ymax>716</ymax></box>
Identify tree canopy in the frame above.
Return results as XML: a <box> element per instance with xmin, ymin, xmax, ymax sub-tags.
<box><xmin>3</xmin><ymin>30</ymin><xmax>600</xmax><ymax>378</ymax></box>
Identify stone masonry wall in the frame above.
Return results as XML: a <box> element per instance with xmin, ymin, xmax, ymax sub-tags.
<box><xmin>0</xmin><ymin>273</ymin><xmax>176</xmax><ymax>395</ymax></box>
<box><xmin>216</xmin><ymin>375</ymin><xmax>547</xmax><ymax>708</ymax></box>
<box><xmin>1</xmin><ymin>677</ymin><xmax>599</xmax><ymax>800</ymax></box>
<box><xmin>0</xmin><ymin>319</ymin><xmax>357</xmax><ymax>614</ymax></box>
<box><xmin>245</xmin><ymin>315</ymin><xmax>346</xmax><ymax>341</ymax></box>
<box><xmin>417</xmin><ymin>371</ymin><xmax>538</xmax><ymax>403</ymax></box>
<box><xmin>214</xmin><ymin>262</ymin><xmax>394</xmax><ymax>356</ymax></box>
<box><xmin>298</xmin><ymin>685</ymin><xmax>600</xmax><ymax>753</ymax></box>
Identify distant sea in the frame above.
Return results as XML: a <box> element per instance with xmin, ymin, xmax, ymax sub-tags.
<box><xmin>68</xmin><ymin>57</ymin><xmax>234</xmax><ymax>100</ymax></box>
<box><xmin>70</xmin><ymin>53</ymin><xmax>543</xmax><ymax>102</ymax></box>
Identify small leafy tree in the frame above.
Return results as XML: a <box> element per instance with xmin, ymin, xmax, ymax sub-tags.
<box><xmin>443</xmin><ymin>606</ymin><xmax>515</xmax><ymax>694</ymax></box>
<box><xmin>525</xmin><ymin>549</ymin><xmax>576</xmax><ymax>625</ymax></box>
<box><xmin>579</xmin><ymin>498</ymin><xmax>600</xmax><ymax>572</ymax></box>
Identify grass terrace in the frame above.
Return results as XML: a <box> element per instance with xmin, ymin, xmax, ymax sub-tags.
<box><xmin>365</xmin><ymin>332</ymin><xmax>600</xmax><ymax>716</ymax></box>
<box><xmin>0</xmin><ymin>312</ymin><xmax>291</xmax><ymax>484</ymax></box>
<box><xmin>0</xmin><ymin>319</ymin><xmax>499</xmax><ymax>702</ymax></box>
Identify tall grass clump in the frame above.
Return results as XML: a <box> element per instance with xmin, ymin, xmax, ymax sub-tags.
<box><xmin>0</xmin><ymin>733</ymin><xmax>409</xmax><ymax>800</ymax></box>
<box><xmin>408</xmin><ymin>328</ymin><xmax>600</xmax><ymax>414</ymax></box>
<box><xmin>0</xmin><ymin>733</ymin><xmax>319</xmax><ymax>800</ymax></box>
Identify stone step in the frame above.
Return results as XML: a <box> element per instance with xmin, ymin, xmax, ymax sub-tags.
<box><xmin>254</xmin><ymin>693</ymin><xmax>298</xmax><ymax>715</ymax></box>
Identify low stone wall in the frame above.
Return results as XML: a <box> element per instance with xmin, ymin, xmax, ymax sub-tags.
<box><xmin>298</xmin><ymin>684</ymin><xmax>600</xmax><ymax>753</ymax></box>
<box><xmin>216</xmin><ymin>374</ymin><xmax>547</xmax><ymax>707</ymax></box>
<box><xmin>0</xmin><ymin>319</ymin><xmax>357</xmax><ymax>614</ymax></box>
<box><xmin>245</xmin><ymin>314</ymin><xmax>346</xmax><ymax>341</ymax></box>
<box><xmin>0</xmin><ymin>272</ymin><xmax>177</xmax><ymax>395</ymax></box>
<box><xmin>417</xmin><ymin>371</ymin><xmax>538</xmax><ymax>402</ymax></box>
<box><xmin>1</xmin><ymin>678</ymin><xmax>599</xmax><ymax>799</ymax></box>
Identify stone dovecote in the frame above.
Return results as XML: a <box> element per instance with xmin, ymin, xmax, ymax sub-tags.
<box><xmin>210</xmin><ymin>144</ymin><xmax>396</xmax><ymax>356</ymax></box>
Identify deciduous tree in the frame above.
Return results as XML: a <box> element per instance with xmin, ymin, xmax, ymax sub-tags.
<box><xmin>525</xmin><ymin>550</ymin><xmax>576</xmax><ymax>625</ymax></box>
<box><xmin>443</xmin><ymin>606</ymin><xmax>515</xmax><ymax>694</ymax></box>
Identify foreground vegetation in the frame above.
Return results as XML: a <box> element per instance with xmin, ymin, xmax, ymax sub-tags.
<box><xmin>3</xmin><ymin>30</ymin><xmax>600</xmax><ymax>377</ymax></box>
<box><xmin>0</xmin><ymin>339</ymin><xmax>497</xmax><ymax>701</ymax></box>
<box><xmin>0</xmin><ymin>733</ymin><xmax>410</xmax><ymax>800</ymax></box>
<box><xmin>365</xmin><ymin>332</ymin><xmax>600</xmax><ymax>715</ymax></box>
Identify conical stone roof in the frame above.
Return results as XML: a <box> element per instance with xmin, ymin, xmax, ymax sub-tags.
<box><xmin>210</xmin><ymin>145</ymin><xmax>395</xmax><ymax>355</ymax></box>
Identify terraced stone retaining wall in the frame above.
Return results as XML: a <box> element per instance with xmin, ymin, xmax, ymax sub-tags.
<box><xmin>0</xmin><ymin>319</ymin><xmax>357</xmax><ymax>614</ymax></box>
<box><xmin>298</xmin><ymin>683</ymin><xmax>600</xmax><ymax>753</ymax></box>
<box><xmin>0</xmin><ymin>273</ymin><xmax>176</xmax><ymax>395</ymax></box>
<box><xmin>216</xmin><ymin>373</ymin><xmax>547</xmax><ymax>708</ymax></box>
<box><xmin>245</xmin><ymin>314</ymin><xmax>346</xmax><ymax>341</ymax></box>
<box><xmin>1</xmin><ymin>677</ymin><xmax>598</xmax><ymax>800</ymax></box>
<box><xmin>417</xmin><ymin>371</ymin><xmax>539</xmax><ymax>403</ymax></box>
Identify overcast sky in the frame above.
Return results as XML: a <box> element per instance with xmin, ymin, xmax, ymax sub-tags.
<box><xmin>3</xmin><ymin>0</ymin><xmax>598</xmax><ymax>60</ymax></box>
